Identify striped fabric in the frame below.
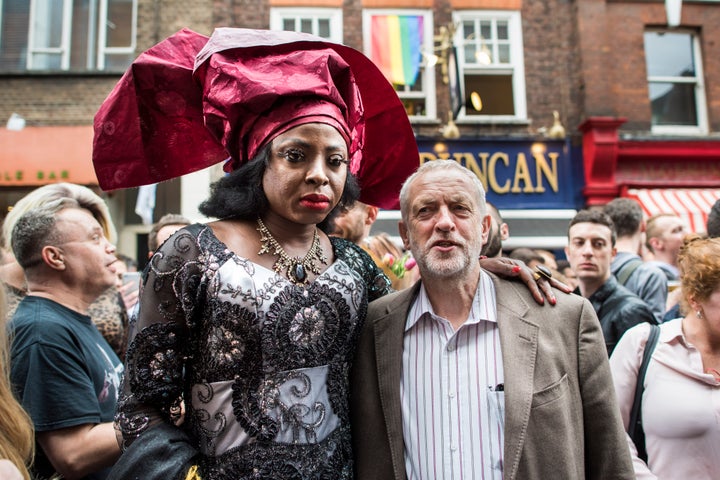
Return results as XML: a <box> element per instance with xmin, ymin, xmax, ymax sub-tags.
<box><xmin>370</xmin><ymin>15</ymin><xmax>424</xmax><ymax>86</ymax></box>
<box><xmin>401</xmin><ymin>271</ymin><xmax>504</xmax><ymax>480</ymax></box>
<box><xmin>626</xmin><ymin>188</ymin><xmax>720</xmax><ymax>233</ymax></box>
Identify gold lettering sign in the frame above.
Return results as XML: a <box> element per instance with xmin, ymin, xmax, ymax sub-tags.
<box><xmin>420</xmin><ymin>150</ymin><xmax>560</xmax><ymax>195</ymax></box>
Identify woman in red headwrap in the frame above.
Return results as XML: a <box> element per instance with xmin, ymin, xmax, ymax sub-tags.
<box><xmin>94</xmin><ymin>27</ymin><xmax>415</xmax><ymax>480</ymax></box>
<box><xmin>96</xmin><ymin>28</ymin><xmax>563</xmax><ymax>480</ymax></box>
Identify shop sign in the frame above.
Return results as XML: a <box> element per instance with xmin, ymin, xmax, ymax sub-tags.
<box><xmin>417</xmin><ymin>138</ymin><xmax>583</xmax><ymax>209</ymax></box>
<box><xmin>2</xmin><ymin>169</ymin><xmax>71</xmax><ymax>184</ymax></box>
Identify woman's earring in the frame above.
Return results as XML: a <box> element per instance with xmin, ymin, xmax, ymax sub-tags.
<box><xmin>697</xmin><ymin>310</ymin><xmax>704</xmax><ymax>319</ymax></box>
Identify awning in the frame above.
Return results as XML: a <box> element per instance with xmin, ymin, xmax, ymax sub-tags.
<box><xmin>0</xmin><ymin>126</ymin><xmax>98</xmax><ymax>186</ymax></box>
<box><xmin>626</xmin><ymin>188</ymin><xmax>720</xmax><ymax>233</ymax></box>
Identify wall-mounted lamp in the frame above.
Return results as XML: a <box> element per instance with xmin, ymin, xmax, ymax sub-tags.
<box><xmin>426</xmin><ymin>23</ymin><xmax>456</xmax><ymax>84</ymax></box>
<box><xmin>548</xmin><ymin>111</ymin><xmax>566</xmax><ymax>139</ymax></box>
<box><xmin>442</xmin><ymin>112</ymin><xmax>460</xmax><ymax>139</ymax></box>
<box><xmin>426</xmin><ymin>23</ymin><xmax>492</xmax><ymax>85</ymax></box>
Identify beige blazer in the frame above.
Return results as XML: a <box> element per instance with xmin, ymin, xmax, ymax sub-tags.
<box><xmin>351</xmin><ymin>272</ymin><xmax>634</xmax><ymax>480</ymax></box>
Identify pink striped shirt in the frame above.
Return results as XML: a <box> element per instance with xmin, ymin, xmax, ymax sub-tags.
<box><xmin>401</xmin><ymin>270</ymin><xmax>504</xmax><ymax>480</ymax></box>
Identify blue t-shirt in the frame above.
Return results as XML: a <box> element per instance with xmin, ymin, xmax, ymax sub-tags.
<box><xmin>9</xmin><ymin>296</ymin><xmax>123</xmax><ymax>480</ymax></box>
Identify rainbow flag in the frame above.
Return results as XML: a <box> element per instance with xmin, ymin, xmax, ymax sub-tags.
<box><xmin>370</xmin><ymin>15</ymin><xmax>424</xmax><ymax>87</ymax></box>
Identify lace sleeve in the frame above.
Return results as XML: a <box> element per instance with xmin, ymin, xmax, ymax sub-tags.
<box><xmin>331</xmin><ymin>237</ymin><xmax>392</xmax><ymax>301</ymax></box>
<box><xmin>115</xmin><ymin>225</ymin><xmax>207</xmax><ymax>448</ymax></box>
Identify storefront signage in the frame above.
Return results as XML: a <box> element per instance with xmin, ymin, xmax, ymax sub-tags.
<box><xmin>417</xmin><ymin>138</ymin><xmax>583</xmax><ymax>209</ymax></box>
<box><xmin>618</xmin><ymin>160</ymin><xmax>720</xmax><ymax>184</ymax></box>
<box><xmin>2</xmin><ymin>169</ymin><xmax>71</xmax><ymax>183</ymax></box>
<box><xmin>0</xmin><ymin>126</ymin><xmax>98</xmax><ymax>186</ymax></box>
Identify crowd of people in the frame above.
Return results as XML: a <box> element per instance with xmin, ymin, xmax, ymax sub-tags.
<box><xmin>0</xmin><ymin>26</ymin><xmax>718</xmax><ymax>480</ymax></box>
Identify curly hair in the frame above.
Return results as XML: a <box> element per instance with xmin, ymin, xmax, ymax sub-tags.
<box><xmin>678</xmin><ymin>234</ymin><xmax>720</xmax><ymax>315</ymax></box>
<box><xmin>199</xmin><ymin>144</ymin><xmax>360</xmax><ymax>233</ymax></box>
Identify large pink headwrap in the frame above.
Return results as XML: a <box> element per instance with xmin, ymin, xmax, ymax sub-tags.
<box><xmin>93</xmin><ymin>28</ymin><xmax>419</xmax><ymax>209</ymax></box>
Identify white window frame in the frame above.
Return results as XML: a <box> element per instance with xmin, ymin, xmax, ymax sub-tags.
<box><xmin>97</xmin><ymin>0</ymin><xmax>138</xmax><ymax>70</ymax></box>
<box><xmin>645</xmin><ymin>29</ymin><xmax>708</xmax><ymax>135</ymax></box>
<box><xmin>362</xmin><ymin>9</ymin><xmax>436</xmax><ymax>122</ymax></box>
<box><xmin>26</xmin><ymin>0</ymin><xmax>136</xmax><ymax>71</ymax></box>
<box><xmin>27</xmin><ymin>0</ymin><xmax>71</xmax><ymax>69</ymax></box>
<box><xmin>270</xmin><ymin>7</ymin><xmax>343</xmax><ymax>43</ymax></box>
<box><xmin>453</xmin><ymin>10</ymin><xmax>527</xmax><ymax>123</ymax></box>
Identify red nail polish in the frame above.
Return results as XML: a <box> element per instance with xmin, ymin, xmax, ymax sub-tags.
<box><xmin>512</xmin><ymin>265</ymin><xmax>521</xmax><ymax>273</ymax></box>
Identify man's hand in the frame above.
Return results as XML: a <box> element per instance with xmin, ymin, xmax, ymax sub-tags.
<box><xmin>479</xmin><ymin>257</ymin><xmax>572</xmax><ymax>305</ymax></box>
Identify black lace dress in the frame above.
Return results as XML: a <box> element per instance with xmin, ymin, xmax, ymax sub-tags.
<box><xmin>115</xmin><ymin>224</ymin><xmax>390</xmax><ymax>479</ymax></box>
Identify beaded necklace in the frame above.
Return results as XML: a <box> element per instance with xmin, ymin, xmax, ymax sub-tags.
<box><xmin>256</xmin><ymin>217</ymin><xmax>327</xmax><ymax>286</ymax></box>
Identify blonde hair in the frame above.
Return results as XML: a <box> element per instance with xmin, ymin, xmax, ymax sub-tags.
<box><xmin>677</xmin><ymin>234</ymin><xmax>720</xmax><ymax>315</ymax></box>
<box><xmin>2</xmin><ymin>183</ymin><xmax>116</xmax><ymax>252</ymax></box>
<box><xmin>0</xmin><ymin>287</ymin><xmax>34</xmax><ymax>480</ymax></box>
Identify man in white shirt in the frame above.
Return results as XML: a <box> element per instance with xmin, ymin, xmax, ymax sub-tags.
<box><xmin>351</xmin><ymin>160</ymin><xmax>633</xmax><ymax>480</ymax></box>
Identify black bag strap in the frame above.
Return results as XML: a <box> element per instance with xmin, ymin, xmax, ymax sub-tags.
<box><xmin>627</xmin><ymin>324</ymin><xmax>661</xmax><ymax>462</ymax></box>
<box><xmin>616</xmin><ymin>258</ymin><xmax>643</xmax><ymax>286</ymax></box>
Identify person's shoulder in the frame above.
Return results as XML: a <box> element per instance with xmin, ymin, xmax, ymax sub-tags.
<box><xmin>490</xmin><ymin>272</ymin><xmax>583</xmax><ymax>310</ymax></box>
<box><xmin>10</xmin><ymin>298</ymin><xmax>81</xmax><ymax>346</ymax></box>
<box><xmin>634</xmin><ymin>261</ymin><xmax>668</xmax><ymax>280</ymax></box>
<box><xmin>612</xmin><ymin>282</ymin><xmax>648</xmax><ymax>304</ymax></box>
<box><xmin>330</xmin><ymin>235</ymin><xmax>362</xmax><ymax>254</ymax></box>
<box><xmin>330</xmin><ymin>236</ymin><xmax>378</xmax><ymax>272</ymax></box>
<box><xmin>611</xmin><ymin>283</ymin><xmax>655</xmax><ymax>316</ymax></box>
<box><xmin>614</xmin><ymin>319</ymin><xmax>657</xmax><ymax>352</ymax></box>
<box><xmin>368</xmin><ymin>285</ymin><xmax>415</xmax><ymax>314</ymax></box>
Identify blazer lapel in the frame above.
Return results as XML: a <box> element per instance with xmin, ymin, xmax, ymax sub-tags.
<box><xmin>491</xmin><ymin>274</ymin><xmax>539</xmax><ymax>480</ymax></box>
<box><xmin>373</xmin><ymin>283</ymin><xmax>420</xmax><ymax>479</ymax></box>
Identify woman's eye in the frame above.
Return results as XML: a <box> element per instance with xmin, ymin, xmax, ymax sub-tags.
<box><xmin>328</xmin><ymin>155</ymin><xmax>348</xmax><ymax>167</ymax></box>
<box><xmin>282</xmin><ymin>149</ymin><xmax>304</xmax><ymax>162</ymax></box>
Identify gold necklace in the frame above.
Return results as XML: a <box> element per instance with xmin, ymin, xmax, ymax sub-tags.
<box><xmin>257</xmin><ymin>218</ymin><xmax>327</xmax><ymax>286</ymax></box>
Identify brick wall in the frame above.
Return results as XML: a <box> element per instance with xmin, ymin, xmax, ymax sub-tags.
<box><xmin>3</xmin><ymin>0</ymin><xmax>717</xmax><ymax>136</ymax></box>
<box><xmin>0</xmin><ymin>77</ymin><xmax>119</xmax><ymax>126</ymax></box>
<box><xmin>577</xmin><ymin>0</ymin><xmax>720</xmax><ymax>133</ymax></box>
<box><xmin>0</xmin><ymin>0</ymin><xmax>215</xmax><ymax>127</ymax></box>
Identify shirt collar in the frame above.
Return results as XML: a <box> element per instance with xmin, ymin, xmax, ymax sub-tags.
<box><xmin>405</xmin><ymin>270</ymin><xmax>497</xmax><ymax>332</ymax></box>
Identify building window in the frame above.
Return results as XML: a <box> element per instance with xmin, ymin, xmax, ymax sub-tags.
<box><xmin>270</xmin><ymin>8</ymin><xmax>342</xmax><ymax>43</ymax></box>
<box><xmin>644</xmin><ymin>30</ymin><xmax>707</xmax><ymax>134</ymax></box>
<box><xmin>0</xmin><ymin>0</ymin><xmax>137</xmax><ymax>73</ymax></box>
<box><xmin>363</xmin><ymin>9</ymin><xmax>436</xmax><ymax>121</ymax></box>
<box><xmin>453</xmin><ymin>11</ymin><xmax>526</xmax><ymax>121</ymax></box>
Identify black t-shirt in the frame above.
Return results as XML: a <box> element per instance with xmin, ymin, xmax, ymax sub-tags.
<box><xmin>9</xmin><ymin>296</ymin><xmax>123</xmax><ymax>480</ymax></box>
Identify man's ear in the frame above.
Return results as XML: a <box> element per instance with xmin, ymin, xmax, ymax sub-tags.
<box><xmin>399</xmin><ymin>221</ymin><xmax>410</xmax><ymax>250</ymax></box>
<box><xmin>499</xmin><ymin>222</ymin><xmax>510</xmax><ymax>241</ymax></box>
<box><xmin>41</xmin><ymin>246</ymin><xmax>66</xmax><ymax>271</ymax></box>
<box><xmin>648</xmin><ymin>237</ymin><xmax>662</xmax><ymax>252</ymax></box>
<box><xmin>481</xmin><ymin>214</ymin><xmax>491</xmax><ymax>245</ymax></box>
<box><xmin>365</xmin><ymin>205</ymin><xmax>379</xmax><ymax>226</ymax></box>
